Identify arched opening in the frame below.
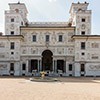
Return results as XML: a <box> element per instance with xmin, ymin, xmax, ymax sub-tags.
<box><xmin>42</xmin><ymin>50</ymin><xmax>53</xmax><ymax>71</ymax></box>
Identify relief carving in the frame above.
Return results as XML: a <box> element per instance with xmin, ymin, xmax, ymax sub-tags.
<box><xmin>0</xmin><ymin>54</ymin><xmax>5</xmax><ymax>58</ymax></box>
<box><xmin>0</xmin><ymin>42</ymin><xmax>5</xmax><ymax>47</ymax></box>
<box><xmin>57</xmin><ymin>48</ymin><xmax>64</xmax><ymax>54</ymax></box>
<box><xmin>89</xmin><ymin>65</ymin><xmax>100</xmax><ymax>71</ymax></box>
<box><xmin>66</xmin><ymin>57</ymin><xmax>74</xmax><ymax>61</ymax></box>
<box><xmin>68</xmin><ymin>48</ymin><xmax>73</xmax><ymax>54</ymax></box>
<box><xmin>0</xmin><ymin>64</ymin><xmax>7</xmax><ymax>70</ymax></box>
<box><xmin>31</xmin><ymin>48</ymin><xmax>38</xmax><ymax>54</ymax></box>
<box><xmin>22</xmin><ymin>49</ymin><xmax>26</xmax><ymax>54</ymax></box>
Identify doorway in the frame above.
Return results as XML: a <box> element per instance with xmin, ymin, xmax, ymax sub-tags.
<box><xmin>42</xmin><ymin>50</ymin><xmax>53</xmax><ymax>71</ymax></box>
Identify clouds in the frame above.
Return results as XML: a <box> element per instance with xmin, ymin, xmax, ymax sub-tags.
<box><xmin>48</xmin><ymin>0</ymin><xmax>57</xmax><ymax>2</ymax></box>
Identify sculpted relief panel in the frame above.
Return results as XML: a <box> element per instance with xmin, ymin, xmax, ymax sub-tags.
<box><xmin>0</xmin><ymin>42</ymin><xmax>5</xmax><ymax>48</ymax></box>
<box><xmin>89</xmin><ymin>65</ymin><xmax>100</xmax><ymax>71</ymax></box>
<box><xmin>57</xmin><ymin>48</ymin><xmax>64</xmax><ymax>54</ymax></box>
<box><xmin>0</xmin><ymin>64</ymin><xmax>7</xmax><ymax>70</ymax></box>
<box><xmin>0</xmin><ymin>53</ymin><xmax>5</xmax><ymax>58</ymax></box>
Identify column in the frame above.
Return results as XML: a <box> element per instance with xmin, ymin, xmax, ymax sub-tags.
<box><xmin>55</xmin><ymin>60</ymin><xmax>57</xmax><ymax>73</ymax></box>
<box><xmin>74</xmin><ymin>63</ymin><xmax>80</xmax><ymax>77</ymax></box>
<box><xmin>66</xmin><ymin>61</ymin><xmax>69</xmax><ymax>76</ymax></box>
<box><xmin>40</xmin><ymin>60</ymin><xmax>42</xmax><ymax>71</ymax></box>
<box><xmin>38</xmin><ymin>60</ymin><xmax>39</xmax><ymax>72</ymax></box>
<box><xmin>64</xmin><ymin>60</ymin><xmax>66</xmax><ymax>73</ymax></box>
<box><xmin>26</xmin><ymin>60</ymin><xmax>29</xmax><ymax>75</ymax></box>
<box><xmin>53</xmin><ymin>60</ymin><xmax>55</xmax><ymax>72</ymax></box>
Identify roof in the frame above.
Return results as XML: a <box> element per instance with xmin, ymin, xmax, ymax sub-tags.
<box><xmin>72</xmin><ymin>35</ymin><xmax>100</xmax><ymax>39</ymax></box>
<box><xmin>21</xmin><ymin>22</ymin><xmax>75</xmax><ymax>29</ymax></box>
<box><xmin>0</xmin><ymin>35</ymin><xmax>24</xmax><ymax>39</ymax></box>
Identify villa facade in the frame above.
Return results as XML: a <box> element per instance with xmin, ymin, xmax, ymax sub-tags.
<box><xmin>0</xmin><ymin>2</ymin><xmax>100</xmax><ymax>77</ymax></box>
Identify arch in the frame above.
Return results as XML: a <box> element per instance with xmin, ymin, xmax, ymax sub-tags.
<box><xmin>42</xmin><ymin>50</ymin><xmax>53</xmax><ymax>71</ymax></box>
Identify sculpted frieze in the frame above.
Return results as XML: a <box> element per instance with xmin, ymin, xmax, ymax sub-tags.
<box><xmin>0</xmin><ymin>64</ymin><xmax>7</xmax><ymax>70</ymax></box>
<box><xmin>89</xmin><ymin>65</ymin><xmax>100</xmax><ymax>71</ymax></box>
<box><xmin>0</xmin><ymin>42</ymin><xmax>5</xmax><ymax>47</ymax></box>
<box><xmin>0</xmin><ymin>54</ymin><xmax>5</xmax><ymax>58</ymax></box>
<box><xmin>57</xmin><ymin>48</ymin><xmax>64</xmax><ymax>54</ymax></box>
<box><xmin>66</xmin><ymin>56</ymin><xmax>74</xmax><ymax>61</ymax></box>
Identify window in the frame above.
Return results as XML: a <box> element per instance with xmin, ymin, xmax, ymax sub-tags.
<box><xmin>69</xmin><ymin>64</ymin><xmax>72</xmax><ymax>71</ymax></box>
<box><xmin>11</xmin><ymin>18</ymin><xmax>14</xmax><ymax>22</ymax></box>
<box><xmin>11</xmin><ymin>31</ymin><xmax>14</xmax><ymax>35</ymax></box>
<box><xmin>81</xmin><ymin>42</ymin><xmax>85</xmax><ymax>49</ymax></box>
<box><xmin>33</xmin><ymin>35</ymin><xmax>36</xmax><ymax>42</ymax></box>
<box><xmin>22</xmin><ymin>64</ymin><xmax>26</xmax><ymax>70</ymax></box>
<box><xmin>46</xmin><ymin>35</ymin><xmax>49</xmax><ymax>42</ymax></box>
<box><xmin>81</xmin><ymin>64</ymin><xmax>85</xmax><ymax>72</ymax></box>
<box><xmin>11</xmin><ymin>52</ymin><xmax>14</xmax><ymax>55</ymax></box>
<box><xmin>10</xmin><ymin>42</ymin><xmax>15</xmax><ymax>49</ymax></box>
<box><xmin>10</xmin><ymin>63</ymin><xmax>14</xmax><ymax>71</ymax></box>
<box><xmin>81</xmin><ymin>52</ymin><xmax>85</xmax><ymax>55</ymax></box>
<box><xmin>59</xmin><ymin>35</ymin><xmax>63</xmax><ymax>42</ymax></box>
<box><xmin>82</xmin><ymin>18</ymin><xmax>85</xmax><ymax>22</ymax></box>
<box><xmin>81</xmin><ymin>31</ymin><xmax>85</xmax><ymax>35</ymax></box>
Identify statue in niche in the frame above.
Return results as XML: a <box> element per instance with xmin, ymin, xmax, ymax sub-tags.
<box><xmin>62</xmin><ymin>48</ymin><xmax>64</xmax><ymax>54</ymax></box>
<box><xmin>57</xmin><ymin>48</ymin><xmax>62</xmax><ymax>54</ymax></box>
<box><xmin>31</xmin><ymin>48</ymin><xmax>35</xmax><ymax>54</ymax></box>
<box><xmin>22</xmin><ymin>49</ymin><xmax>26</xmax><ymax>54</ymax></box>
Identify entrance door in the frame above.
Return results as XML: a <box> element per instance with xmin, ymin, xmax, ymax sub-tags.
<box><xmin>80</xmin><ymin>64</ymin><xmax>85</xmax><ymax>76</ymax></box>
<box><xmin>31</xmin><ymin>60</ymin><xmax>38</xmax><ymax>72</ymax></box>
<box><xmin>57</xmin><ymin>60</ymin><xmax>64</xmax><ymax>72</ymax></box>
<box><xmin>42</xmin><ymin>50</ymin><xmax>53</xmax><ymax>71</ymax></box>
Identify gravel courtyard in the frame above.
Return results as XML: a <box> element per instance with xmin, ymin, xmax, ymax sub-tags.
<box><xmin>0</xmin><ymin>77</ymin><xmax>100</xmax><ymax>100</ymax></box>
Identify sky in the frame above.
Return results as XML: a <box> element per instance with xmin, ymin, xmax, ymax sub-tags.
<box><xmin>0</xmin><ymin>0</ymin><xmax>100</xmax><ymax>35</ymax></box>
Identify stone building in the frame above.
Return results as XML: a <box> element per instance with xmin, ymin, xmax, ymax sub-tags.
<box><xmin>0</xmin><ymin>2</ymin><xmax>100</xmax><ymax>77</ymax></box>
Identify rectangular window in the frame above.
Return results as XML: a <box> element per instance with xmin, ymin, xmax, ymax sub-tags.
<box><xmin>81</xmin><ymin>42</ymin><xmax>85</xmax><ymax>49</ymax></box>
<box><xmin>81</xmin><ymin>64</ymin><xmax>85</xmax><ymax>72</ymax></box>
<box><xmin>11</xmin><ymin>18</ymin><xmax>14</xmax><ymax>22</ymax></box>
<box><xmin>46</xmin><ymin>35</ymin><xmax>49</xmax><ymax>42</ymax></box>
<box><xmin>33</xmin><ymin>35</ymin><xmax>36</xmax><ymax>42</ymax></box>
<box><xmin>59</xmin><ymin>35</ymin><xmax>63</xmax><ymax>42</ymax></box>
<box><xmin>82</xmin><ymin>18</ymin><xmax>85</xmax><ymax>22</ymax></box>
<box><xmin>11</xmin><ymin>31</ymin><xmax>14</xmax><ymax>35</ymax></box>
<box><xmin>22</xmin><ymin>64</ymin><xmax>26</xmax><ymax>70</ymax></box>
<box><xmin>69</xmin><ymin>64</ymin><xmax>72</xmax><ymax>71</ymax></box>
<box><xmin>10</xmin><ymin>63</ymin><xmax>14</xmax><ymax>71</ymax></box>
<box><xmin>81</xmin><ymin>31</ymin><xmax>85</xmax><ymax>35</ymax></box>
<box><xmin>10</xmin><ymin>42</ymin><xmax>15</xmax><ymax>49</ymax></box>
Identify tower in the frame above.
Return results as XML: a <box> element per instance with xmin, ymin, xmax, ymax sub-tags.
<box><xmin>69</xmin><ymin>2</ymin><xmax>91</xmax><ymax>35</ymax></box>
<box><xmin>5</xmin><ymin>2</ymin><xmax>28</xmax><ymax>35</ymax></box>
